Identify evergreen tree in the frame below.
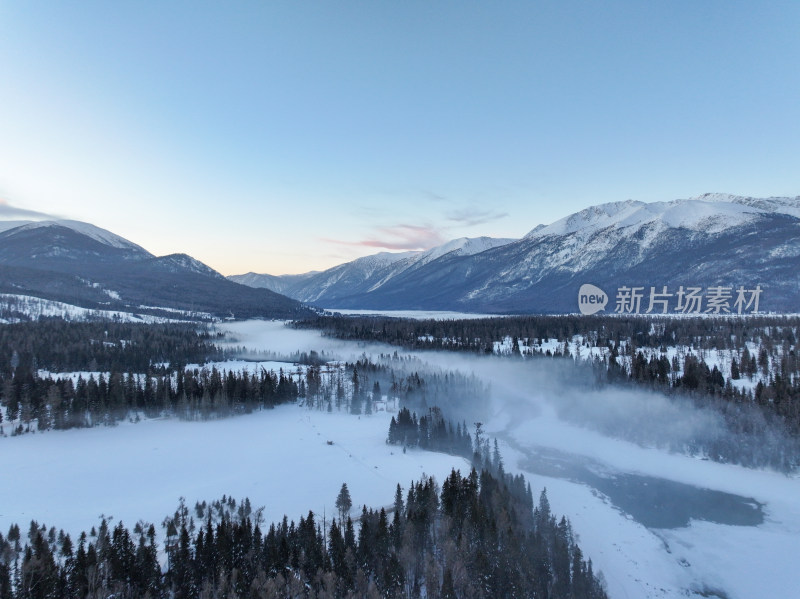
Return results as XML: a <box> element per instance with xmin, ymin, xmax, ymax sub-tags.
<box><xmin>335</xmin><ymin>483</ymin><xmax>353</xmax><ymax>523</ymax></box>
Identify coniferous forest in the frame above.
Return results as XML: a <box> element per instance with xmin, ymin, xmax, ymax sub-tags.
<box><xmin>0</xmin><ymin>469</ymin><xmax>605</xmax><ymax>599</ymax></box>
<box><xmin>0</xmin><ymin>320</ymin><xmax>490</xmax><ymax>434</ymax></box>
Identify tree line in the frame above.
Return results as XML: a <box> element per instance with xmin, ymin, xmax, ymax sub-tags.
<box><xmin>1</xmin><ymin>352</ymin><xmax>489</xmax><ymax>437</ymax></box>
<box><xmin>0</xmin><ymin>320</ymin><xmax>223</xmax><ymax>375</ymax></box>
<box><xmin>297</xmin><ymin>313</ymin><xmax>798</xmax><ymax>352</ymax></box>
<box><xmin>0</xmin><ymin>366</ymin><xmax>301</xmax><ymax>434</ymax></box>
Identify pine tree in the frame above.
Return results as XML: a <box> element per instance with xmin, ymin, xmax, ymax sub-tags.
<box><xmin>393</xmin><ymin>484</ymin><xmax>404</xmax><ymax>518</ymax></box>
<box><xmin>335</xmin><ymin>483</ymin><xmax>353</xmax><ymax>523</ymax></box>
<box><xmin>731</xmin><ymin>357</ymin><xmax>741</xmax><ymax>380</ymax></box>
<box><xmin>441</xmin><ymin>566</ymin><xmax>456</xmax><ymax>599</ymax></box>
<box><xmin>0</xmin><ymin>557</ymin><xmax>11</xmax><ymax>599</ymax></box>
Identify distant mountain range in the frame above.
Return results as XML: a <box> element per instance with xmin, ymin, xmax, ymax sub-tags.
<box><xmin>230</xmin><ymin>236</ymin><xmax>515</xmax><ymax>305</ymax></box>
<box><xmin>2</xmin><ymin>193</ymin><xmax>798</xmax><ymax>320</ymax></box>
<box><xmin>231</xmin><ymin>194</ymin><xmax>800</xmax><ymax>314</ymax></box>
<box><xmin>0</xmin><ymin>220</ymin><xmax>308</xmax><ymax>320</ymax></box>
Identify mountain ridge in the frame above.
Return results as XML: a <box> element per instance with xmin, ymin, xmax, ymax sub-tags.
<box><xmin>0</xmin><ymin>221</ymin><xmax>309</xmax><ymax>320</ymax></box>
<box><xmin>3</xmin><ymin>194</ymin><xmax>798</xmax><ymax>318</ymax></box>
<box><xmin>229</xmin><ymin>236</ymin><xmax>515</xmax><ymax>304</ymax></box>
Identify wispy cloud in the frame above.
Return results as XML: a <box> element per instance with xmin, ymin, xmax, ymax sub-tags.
<box><xmin>420</xmin><ymin>189</ymin><xmax>448</xmax><ymax>203</ymax></box>
<box><xmin>446</xmin><ymin>207</ymin><xmax>508</xmax><ymax>227</ymax></box>
<box><xmin>323</xmin><ymin>224</ymin><xmax>446</xmax><ymax>251</ymax></box>
<box><xmin>0</xmin><ymin>199</ymin><xmax>55</xmax><ymax>220</ymax></box>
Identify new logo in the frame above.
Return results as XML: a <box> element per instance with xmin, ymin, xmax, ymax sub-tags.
<box><xmin>578</xmin><ymin>284</ymin><xmax>607</xmax><ymax>315</ymax></box>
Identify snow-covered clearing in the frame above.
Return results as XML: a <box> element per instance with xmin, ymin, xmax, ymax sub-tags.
<box><xmin>0</xmin><ymin>406</ymin><xmax>467</xmax><ymax>539</ymax></box>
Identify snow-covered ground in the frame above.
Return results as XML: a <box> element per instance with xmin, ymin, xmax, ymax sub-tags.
<box><xmin>0</xmin><ymin>406</ymin><xmax>467</xmax><ymax>539</ymax></box>
<box><xmin>0</xmin><ymin>293</ymin><xmax>211</xmax><ymax>323</ymax></box>
<box><xmin>492</xmin><ymin>334</ymin><xmax>777</xmax><ymax>394</ymax></box>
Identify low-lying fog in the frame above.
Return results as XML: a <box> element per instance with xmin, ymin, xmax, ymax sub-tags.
<box><xmin>220</xmin><ymin>320</ymin><xmax>800</xmax><ymax>599</ymax></box>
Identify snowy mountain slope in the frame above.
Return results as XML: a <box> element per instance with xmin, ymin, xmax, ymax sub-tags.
<box><xmin>525</xmin><ymin>195</ymin><xmax>781</xmax><ymax>242</ymax></box>
<box><xmin>3</xmin><ymin>219</ymin><xmax>151</xmax><ymax>253</ymax></box>
<box><xmin>695</xmin><ymin>192</ymin><xmax>800</xmax><ymax>218</ymax></box>
<box><xmin>413</xmin><ymin>236</ymin><xmax>515</xmax><ymax>264</ymax></box>
<box><xmin>0</xmin><ymin>221</ymin><xmax>150</xmax><ymax>267</ymax></box>
<box><xmin>229</xmin><ymin>236</ymin><xmax>515</xmax><ymax>304</ymax></box>
<box><xmin>509</xmin><ymin>194</ymin><xmax>800</xmax><ymax>281</ymax></box>
<box><xmin>352</xmin><ymin>237</ymin><xmax>516</xmax><ymax>296</ymax></box>
<box><xmin>0</xmin><ymin>220</ymin><xmax>34</xmax><ymax>234</ymax></box>
<box><xmin>228</xmin><ymin>271</ymin><xmax>318</xmax><ymax>294</ymax></box>
<box><xmin>155</xmin><ymin>253</ymin><xmax>225</xmax><ymax>279</ymax></box>
<box><xmin>251</xmin><ymin>194</ymin><xmax>800</xmax><ymax>313</ymax></box>
<box><xmin>0</xmin><ymin>293</ymin><xmax>210</xmax><ymax>323</ymax></box>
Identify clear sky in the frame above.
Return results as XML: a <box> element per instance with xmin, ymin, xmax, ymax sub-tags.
<box><xmin>1</xmin><ymin>1</ymin><xmax>798</xmax><ymax>275</ymax></box>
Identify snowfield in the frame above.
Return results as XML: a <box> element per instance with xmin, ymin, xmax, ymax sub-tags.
<box><xmin>0</xmin><ymin>405</ymin><xmax>468</xmax><ymax>540</ymax></box>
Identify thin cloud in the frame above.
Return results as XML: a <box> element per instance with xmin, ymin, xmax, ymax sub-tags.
<box><xmin>0</xmin><ymin>199</ymin><xmax>56</xmax><ymax>220</ymax></box>
<box><xmin>420</xmin><ymin>189</ymin><xmax>448</xmax><ymax>203</ymax></box>
<box><xmin>446</xmin><ymin>207</ymin><xmax>509</xmax><ymax>227</ymax></box>
<box><xmin>323</xmin><ymin>224</ymin><xmax>446</xmax><ymax>251</ymax></box>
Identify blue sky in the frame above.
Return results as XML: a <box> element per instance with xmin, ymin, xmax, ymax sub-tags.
<box><xmin>1</xmin><ymin>1</ymin><xmax>798</xmax><ymax>275</ymax></box>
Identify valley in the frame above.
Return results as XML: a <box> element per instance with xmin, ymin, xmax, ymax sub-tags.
<box><xmin>2</xmin><ymin>319</ymin><xmax>799</xmax><ymax>598</ymax></box>
<box><xmin>4</xmin><ymin>3</ymin><xmax>798</xmax><ymax>596</ymax></box>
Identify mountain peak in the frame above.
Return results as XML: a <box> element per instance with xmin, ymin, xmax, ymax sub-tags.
<box><xmin>525</xmin><ymin>199</ymin><xmax>646</xmax><ymax>239</ymax></box>
<box><xmin>525</xmin><ymin>194</ymin><xmax>800</xmax><ymax>242</ymax></box>
<box><xmin>0</xmin><ymin>219</ymin><xmax>306</xmax><ymax>319</ymax></box>
<box><xmin>3</xmin><ymin>219</ymin><xmax>151</xmax><ymax>254</ymax></box>
<box><xmin>688</xmin><ymin>192</ymin><xmax>750</xmax><ymax>203</ymax></box>
<box><xmin>417</xmin><ymin>236</ymin><xmax>515</xmax><ymax>263</ymax></box>
<box><xmin>0</xmin><ymin>220</ymin><xmax>34</xmax><ymax>234</ymax></box>
<box><xmin>157</xmin><ymin>253</ymin><xmax>224</xmax><ymax>279</ymax></box>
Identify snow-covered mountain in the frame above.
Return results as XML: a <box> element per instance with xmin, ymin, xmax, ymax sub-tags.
<box><xmin>0</xmin><ymin>220</ymin><xmax>307</xmax><ymax>320</ymax></box>
<box><xmin>0</xmin><ymin>220</ymin><xmax>34</xmax><ymax>234</ymax></box>
<box><xmin>228</xmin><ymin>271</ymin><xmax>318</xmax><ymax>294</ymax></box>
<box><xmin>229</xmin><ymin>236</ymin><xmax>516</xmax><ymax>304</ymax></box>
<box><xmin>527</xmin><ymin>194</ymin><xmax>800</xmax><ymax>242</ymax></box>
<box><xmin>1</xmin><ymin>219</ymin><xmax>150</xmax><ymax>253</ymax></box>
<box><xmin>510</xmin><ymin>193</ymin><xmax>799</xmax><ymax>276</ymax></box>
<box><xmin>155</xmin><ymin>253</ymin><xmax>225</xmax><ymax>279</ymax></box>
<box><xmin>233</xmin><ymin>194</ymin><xmax>800</xmax><ymax>313</ymax></box>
